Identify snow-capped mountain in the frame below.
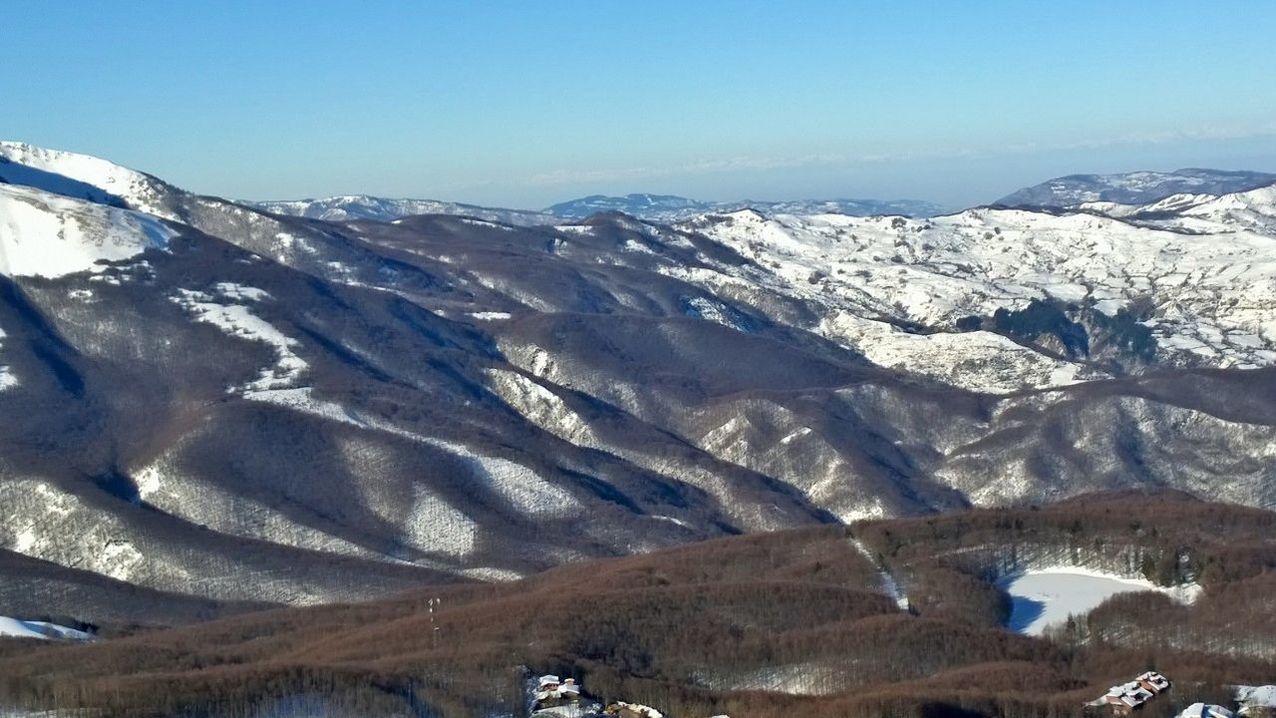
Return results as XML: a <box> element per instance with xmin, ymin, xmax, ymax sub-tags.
<box><xmin>545</xmin><ymin>193</ymin><xmax>943</xmax><ymax>221</ymax></box>
<box><xmin>253</xmin><ymin>195</ymin><xmax>558</xmax><ymax>226</ymax></box>
<box><xmin>2</xmin><ymin>141</ymin><xmax>1276</xmax><ymax>625</ymax></box>
<box><xmin>996</xmin><ymin>168</ymin><xmax>1276</xmax><ymax>209</ymax></box>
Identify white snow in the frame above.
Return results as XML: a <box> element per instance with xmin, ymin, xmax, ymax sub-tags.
<box><xmin>679</xmin><ymin>198</ymin><xmax>1276</xmax><ymax>389</ymax></box>
<box><xmin>253</xmin><ymin>195</ymin><xmax>556</xmax><ymax>226</ymax></box>
<box><xmin>0</xmin><ymin>184</ymin><xmax>174</xmax><ymax>278</ymax></box>
<box><xmin>0</xmin><ymin>616</ymin><xmax>93</xmax><ymax>642</ymax></box>
<box><xmin>998</xmin><ymin>566</ymin><xmax>1201</xmax><ymax>635</ymax></box>
<box><xmin>1237</xmin><ymin>685</ymin><xmax>1276</xmax><ymax>714</ymax></box>
<box><xmin>468</xmin><ymin>311</ymin><xmax>512</xmax><ymax>321</ymax></box>
<box><xmin>0</xmin><ymin>327</ymin><xmax>14</xmax><ymax>391</ymax></box>
<box><xmin>1</xmin><ymin>480</ymin><xmax>145</xmax><ymax>583</ymax></box>
<box><xmin>850</xmin><ymin>538</ymin><xmax>910</xmax><ymax>610</ymax></box>
<box><xmin>171</xmin><ymin>288</ymin><xmax>307</xmax><ymax>392</ymax></box>
<box><xmin>0</xmin><ymin>140</ymin><xmax>170</xmax><ymax>217</ymax></box>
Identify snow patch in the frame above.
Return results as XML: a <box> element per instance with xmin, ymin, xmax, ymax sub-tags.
<box><xmin>0</xmin><ymin>184</ymin><xmax>173</xmax><ymax>278</ymax></box>
<box><xmin>0</xmin><ymin>327</ymin><xmax>14</xmax><ymax>391</ymax></box>
<box><xmin>171</xmin><ymin>289</ymin><xmax>307</xmax><ymax>392</ymax></box>
<box><xmin>0</xmin><ymin>140</ymin><xmax>169</xmax><ymax>217</ymax></box>
<box><xmin>0</xmin><ymin>616</ymin><xmax>93</xmax><ymax>642</ymax></box>
<box><xmin>850</xmin><ymin>538</ymin><xmax>910</xmax><ymax>610</ymax></box>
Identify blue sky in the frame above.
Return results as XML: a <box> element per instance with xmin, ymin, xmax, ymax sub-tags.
<box><xmin>5</xmin><ymin>1</ymin><xmax>1276</xmax><ymax>209</ymax></box>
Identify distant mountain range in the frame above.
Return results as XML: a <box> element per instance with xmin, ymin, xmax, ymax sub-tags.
<box><xmin>996</xmin><ymin>168</ymin><xmax>1276</xmax><ymax>209</ymax></box>
<box><xmin>254</xmin><ymin>171</ymin><xmax>1276</xmax><ymax>228</ymax></box>
<box><xmin>253</xmin><ymin>192</ymin><xmax>946</xmax><ymax>224</ymax></box>
<box><xmin>544</xmin><ymin>193</ymin><xmax>946</xmax><ymax>221</ymax></box>
<box><xmin>252</xmin><ymin>195</ymin><xmax>556</xmax><ymax>226</ymax></box>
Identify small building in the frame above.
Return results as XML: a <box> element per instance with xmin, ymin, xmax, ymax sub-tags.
<box><xmin>1179</xmin><ymin>704</ymin><xmax>1235</xmax><ymax>718</ymax></box>
<box><xmin>1088</xmin><ymin>671</ymin><xmax>1172</xmax><ymax>715</ymax></box>
<box><xmin>606</xmin><ymin>701</ymin><xmax>664</xmax><ymax>718</ymax></box>
<box><xmin>1237</xmin><ymin>686</ymin><xmax>1276</xmax><ymax>717</ymax></box>
<box><xmin>1139</xmin><ymin>672</ymin><xmax>1171</xmax><ymax>693</ymax></box>
<box><xmin>533</xmin><ymin>675</ymin><xmax>583</xmax><ymax>712</ymax></box>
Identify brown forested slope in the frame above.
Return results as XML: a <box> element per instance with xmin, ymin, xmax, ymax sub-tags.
<box><xmin>2</xmin><ymin>493</ymin><xmax>1275</xmax><ymax>718</ymax></box>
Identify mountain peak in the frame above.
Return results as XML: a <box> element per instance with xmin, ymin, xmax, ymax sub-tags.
<box><xmin>0</xmin><ymin>141</ymin><xmax>176</xmax><ymax>218</ymax></box>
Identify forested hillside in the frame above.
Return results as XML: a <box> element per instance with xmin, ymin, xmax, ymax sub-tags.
<box><xmin>2</xmin><ymin>492</ymin><xmax>1273</xmax><ymax>718</ymax></box>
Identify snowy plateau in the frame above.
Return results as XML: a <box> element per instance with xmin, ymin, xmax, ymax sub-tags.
<box><xmin>1</xmin><ymin>142</ymin><xmax>1276</xmax><ymax>617</ymax></box>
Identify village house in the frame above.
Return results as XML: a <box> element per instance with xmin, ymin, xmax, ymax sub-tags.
<box><xmin>1179</xmin><ymin>704</ymin><xmax>1235</xmax><ymax>718</ymax></box>
<box><xmin>533</xmin><ymin>674</ymin><xmax>582</xmax><ymax>712</ymax></box>
<box><xmin>605</xmin><ymin>701</ymin><xmax>665</xmax><ymax>718</ymax></box>
<box><xmin>1238</xmin><ymin>686</ymin><xmax>1276</xmax><ymax>717</ymax></box>
<box><xmin>1087</xmin><ymin>671</ymin><xmax>1172</xmax><ymax>715</ymax></box>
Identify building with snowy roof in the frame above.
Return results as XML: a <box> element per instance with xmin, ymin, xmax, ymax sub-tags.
<box><xmin>533</xmin><ymin>675</ymin><xmax>582</xmax><ymax>711</ymax></box>
<box><xmin>1088</xmin><ymin>671</ymin><xmax>1171</xmax><ymax>715</ymax></box>
<box><xmin>605</xmin><ymin>701</ymin><xmax>664</xmax><ymax>718</ymax></box>
<box><xmin>1179</xmin><ymin>704</ymin><xmax>1234</xmax><ymax>718</ymax></box>
<box><xmin>1238</xmin><ymin>686</ymin><xmax>1276</xmax><ymax>717</ymax></box>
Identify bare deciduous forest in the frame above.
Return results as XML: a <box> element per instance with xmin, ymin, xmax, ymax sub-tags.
<box><xmin>1</xmin><ymin>491</ymin><xmax>1274</xmax><ymax>718</ymax></box>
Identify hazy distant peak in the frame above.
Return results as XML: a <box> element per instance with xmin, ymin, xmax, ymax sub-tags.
<box><xmin>545</xmin><ymin>193</ymin><xmax>943</xmax><ymax>221</ymax></box>
<box><xmin>996</xmin><ymin>168</ymin><xmax>1276</xmax><ymax>209</ymax></box>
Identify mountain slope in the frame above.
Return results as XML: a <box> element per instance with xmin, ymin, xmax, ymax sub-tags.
<box><xmin>1</xmin><ymin>143</ymin><xmax>1275</xmax><ymax>624</ymax></box>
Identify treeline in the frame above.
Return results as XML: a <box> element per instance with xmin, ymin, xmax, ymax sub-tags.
<box><xmin>857</xmin><ymin>489</ymin><xmax>1276</xmax><ymax>589</ymax></box>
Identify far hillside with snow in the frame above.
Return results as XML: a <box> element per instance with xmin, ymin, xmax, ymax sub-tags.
<box><xmin>997</xmin><ymin>168</ymin><xmax>1276</xmax><ymax>209</ymax></box>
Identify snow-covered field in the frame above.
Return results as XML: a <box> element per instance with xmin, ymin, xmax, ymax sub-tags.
<box><xmin>998</xmin><ymin>567</ymin><xmax>1200</xmax><ymax>635</ymax></box>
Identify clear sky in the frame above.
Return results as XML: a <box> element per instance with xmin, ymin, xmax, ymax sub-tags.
<box><xmin>5</xmin><ymin>1</ymin><xmax>1276</xmax><ymax>210</ymax></box>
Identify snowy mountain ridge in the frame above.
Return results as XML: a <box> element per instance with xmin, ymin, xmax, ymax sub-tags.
<box><xmin>0</xmin><ymin>141</ymin><xmax>174</xmax><ymax>219</ymax></box>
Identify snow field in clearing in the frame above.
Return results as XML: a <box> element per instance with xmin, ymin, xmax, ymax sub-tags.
<box><xmin>998</xmin><ymin>566</ymin><xmax>1201</xmax><ymax>635</ymax></box>
<box><xmin>0</xmin><ymin>616</ymin><xmax>93</xmax><ymax>642</ymax></box>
